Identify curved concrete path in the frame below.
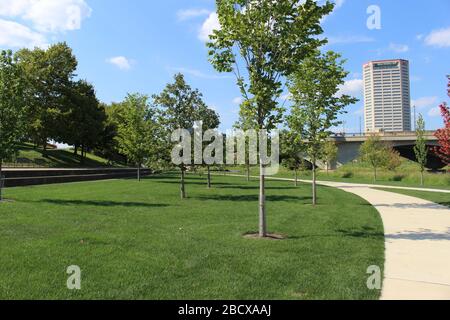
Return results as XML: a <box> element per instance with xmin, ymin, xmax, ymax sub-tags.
<box><xmin>316</xmin><ymin>180</ymin><xmax>450</xmax><ymax>300</ymax></box>
<box><xmin>224</xmin><ymin>174</ymin><xmax>450</xmax><ymax>300</ymax></box>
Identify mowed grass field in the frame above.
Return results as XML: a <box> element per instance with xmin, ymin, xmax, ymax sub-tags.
<box><xmin>0</xmin><ymin>174</ymin><xmax>384</xmax><ymax>300</ymax></box>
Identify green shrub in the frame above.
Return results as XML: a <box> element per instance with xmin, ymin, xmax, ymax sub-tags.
<box><xmin>341</xmin><ymin>172</ymin><xmax>353</xmax><ymax>179</ymax></box>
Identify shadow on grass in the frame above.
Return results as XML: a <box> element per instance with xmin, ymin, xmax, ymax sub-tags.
<box><xmin>196</xmin><ymin>194</ymin><xmax>311</xmax><ymax>202</ymax></box>
<box><xmin>35</xmin><ymin>199</ymin><xmax>168</xmax><ymax>208</ymax></box>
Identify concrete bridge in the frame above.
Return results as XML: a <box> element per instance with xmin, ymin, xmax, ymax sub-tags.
<box><xmin>329</xmin><ymin>131</ymin><xmax>444</xmax><ymax>170</ymax></box>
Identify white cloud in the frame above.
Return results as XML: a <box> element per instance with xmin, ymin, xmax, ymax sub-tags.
<box><xmin>334</xmin><ymin>0</ymin><xmax>345</xmax><ymax>9</ymax></box>
<box><xmin>0</xmin><ymin>0</ymin><xmax>92</xmax><ymax>33</ymax></box>
<box><xmin>232</xmin><ymin>97</ymin><xmax>243</xmax><ymax>105</ymax></box>
<box><xmin>412</xmin><ymin>96</ymin><xmax>438</xmax><ymax>109</ymax></box>
<box><xmin>338</xmin><ymin>79</ymin><xmax>364</xmax><ymax>96</ymax></box>
<box><xmin>170</xmin><ymin>66</ymin><xmax>229</xmax><ymax>79</ymax></box>
<box><xmin>388</xmin><ymin>43</ymin><xmax>409</xmax><ymax>53</ymax></box>
<box><xmin>428</xmin><ymin>107</ymin><xmax>443</xmax><ymax>118</ymax></box>
<box><xmin>0</xmin><ymin>18</ymin><xmax>47</xmax><ymax>48</ymax></box>
<box><xmin>107</xmin><ymin>56</ymin><xmax>133</xmax><ymax>71</ymax></box>
<box><xmin>177</xmin><ymin>8</ymin><xmax>210</xmax><ymax>21</ymax></box>
<box><xmin>424</xmin><ymin>27</ymin><xmax>450</xmax><ymax>48</ymax></box>
<box><xmin>327</xmin><ymin>35</ymin><xmax>375</xmax><ymax>45</ymax></box>
<box><xmin>199</xmin><ymin>12</ymin><xmax>220</xmax><ymax>42</ymax></box>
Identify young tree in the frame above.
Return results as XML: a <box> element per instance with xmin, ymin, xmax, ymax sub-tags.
<box><xmin>153</xmin><ymin>73</ymin><xmax>209</xmax><ymax>199</ymax></box>
<box><xmin>0</xmin><ymin>50</ymin><xmax>27</xmax><ymax>201</ymax></box>
<box><xmin>234</xmin><ymin>100</ymin><xmax>258</xmax><ymax>182</ymax></box>
<box><xmin>281</xmin><ymin>130</ymin><xmax>304</xmax><ymax>187</ymax></box>
<box><xmin>414</xmin><ymin>114</ymin><xmax>428</xmax><ymax>186</ymax></box>
<box><xmin>116</xmin><ymin>93</ymin><xmax>154</xmax><ymax>181</ymax></box>
<box><xmin>434</xmin><ymin>76</ymin><xmax>450</xmax><ymax>167</ymax></box>
<box><xmin>287</xmin><ymin>51</ymin><xmax>357</xmax><ymax>206</ymax></box>
<box><xmin>198</xmin><ymin>104</ymin><xmax>221</xmax><ymax>189</ymax></box>
<box><xmin>208</xmin><ymin>0</ymin><xmax>334</xmax><ymax>237</ymax></box>
<box><xmin>359</xmin><ymin>135</ymin><xmax>389</xmax><ymax>181</ymax></box>
<box><xmin>322</xmin><ymin>141</ymin><xmax>338</xmax><ymax>175</ymax></box>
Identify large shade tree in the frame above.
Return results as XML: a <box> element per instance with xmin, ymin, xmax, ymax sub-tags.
<box><xmin>15</xmin><ymin>43</ymin><xmax>77</xmax><ymax>154</ymax></box>
<box><xmin>0</xmin><ymin>50</ymin><xmax>27</xmax><ymax>201</ymax></box>
<box><xmin>208</xmin><ymin>0</ymin><xmax>334</xmax><ymax>237</ymax></box>
<box><xmin>287</xmin><ymin>50</ymin><xmax>357</xmax><ymax>206</ymax></box>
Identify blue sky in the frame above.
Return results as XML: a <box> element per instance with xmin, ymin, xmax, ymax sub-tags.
<box><xmin>0</xmin><ymin>0</ymin><xmax>449</xmax><ymax>132</ymax></box>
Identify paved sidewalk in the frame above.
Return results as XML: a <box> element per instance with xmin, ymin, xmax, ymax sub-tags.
<box><xmin>318</xmin><ymin>181</ymin><xmax>450</xmax><ymax>300</ymax></box>
<box><xmin>225</xmin><ymin>174</ymin><xmax>450</xmax><ymax>300</ymax></box>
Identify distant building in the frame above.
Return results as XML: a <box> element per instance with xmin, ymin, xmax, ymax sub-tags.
<box><xmin>363</xmin><ymin>59</ymin><xmax>412</xmax><ymax>132</ymax></box>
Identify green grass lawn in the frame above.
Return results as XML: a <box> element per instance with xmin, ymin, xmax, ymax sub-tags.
<box><xmin>375</xmin><ymin>188</ymin><xmax>450</xmax><ymax>209</ymax></box>
<box><xmin>226</xmin><ymin>161</ymin><xmax>450</xmax><ymax>190</ymax></box>
<box><xmin>0</xmin><ymin>174</ymin><xmax>384</xmax><ymax>300</ymax></box>
<box><xmin>3</xmin><ymin>143</ymin><xmax>120</xmax><ymax>168</ymax></box>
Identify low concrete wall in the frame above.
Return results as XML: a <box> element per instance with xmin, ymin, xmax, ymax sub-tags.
<box><xmin>1</xmin><ymin>168</ymin><xmax>152</xmax><ymax>188</ymax></box>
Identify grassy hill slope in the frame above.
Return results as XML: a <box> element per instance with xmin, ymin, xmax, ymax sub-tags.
<box><xmin>4</xmin><ymin>144</ymin><xmax>119</xmax><ymax>168</ymax></box>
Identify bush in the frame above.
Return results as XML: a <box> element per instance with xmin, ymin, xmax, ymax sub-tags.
<box><xmin>341</xmin><ymin>172</ymin><xmax>353</xmax><ymax>179</ymax></box>
<box><xmin>391</xmin><ymin>174</ymin><xmax>405</xmax><ymax>182</ymax></box>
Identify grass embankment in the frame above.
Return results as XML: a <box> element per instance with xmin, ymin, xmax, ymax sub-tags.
<box><xmin>3</xmin><ymin>143</ymin><xmax>117</xmax><ymax>168</ymax></box>
<box><xmin>375</xmin><ymin>188</ymin><xmax>450</xmax><ymax>209</ymax></box>
<box><xmin>227</xmin><ymin>161</ymin><xmax>450</xmax><ymax>190</ymax></box>
<box><xmin>0</xmin><ymin>174</ymin><xmax>384</xmax><ymax>300</ymax></box>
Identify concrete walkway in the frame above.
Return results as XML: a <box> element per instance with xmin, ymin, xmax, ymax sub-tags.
<box><xmin>317</xmin><ymin>180</ymin><xmax>450</xmax><ymax>300</ymax></box>
<box><xmin>226</xmin><ymin>174</ymin><xmax>450</xmax><ymax>300</ymax></box>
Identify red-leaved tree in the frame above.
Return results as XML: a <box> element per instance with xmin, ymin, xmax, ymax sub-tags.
<box><xmin>434</xmin><ymin>76</ymin><xmax>450</xmax><ymax>166</ymax></box>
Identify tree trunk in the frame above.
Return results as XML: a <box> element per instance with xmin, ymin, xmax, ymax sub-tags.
<box><xmin>294</xmin><ymin>169</ymin><xmax>298</xmax><ymax>187</ymax></box>
<box><xmin>259</xmin><ymin>162</ymin><xmax>267</xmax><ymax>238</ymax></box>
<box><xmin>42</xmin><ymin>139</ymin><xmax>48</xmax><ymax>158</ymax></box>
<box><xmin>207</xmin><ymin>166</ymin><xmax>211</xmax><ymax>189</ymax></box>
<box><xmin>374</xmin><ymin>167</ymin><xmax>377</xmax><ymax>182</ymax></box>
<box><xmin>74</xmin><ymin>145</ymin><xmax>78</xmax><ymax>155</ymax></box>
<box><xmin>247</xmin><ymin>164</ymin><xmax>250</xmax><ymax>182</ymax></box>
<box><xmin>180</xmin><ymin>167</ymin><xmax>186</xmax><ymax>199</ymax></box>
<box><xmin>326</xmin><ymin>162</ymin><xmax>329</xmax><ymax>176</ymax></box>
<box><xmin>137</xmin><ymin>164</ymin><xmax>141</xmax><ymax>182</ymax></box>
<box><xmin>312</xmin><ymin>158</ymin><xmax>317</xmax><ymax>206</ymax></box>
<box><xmin>0</xmin><ymin>160</ymin><xmax>3</xmax><ymax>202</ymax></box>
<box><xmin>420</xmin><ymin>170</ymin><xmax>424</xmax><ymax>187</ymax></box>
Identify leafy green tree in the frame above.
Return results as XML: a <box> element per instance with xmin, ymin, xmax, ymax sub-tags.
<box><xmin>208</xmin><ymin>0</ymin><xmax>334</xmax><ymax>236</ymax></box>
<box><xmin>61</xmin><ymin>80</ymin><xmax>106</xmax><ymax>163</ymax></box>
<box><xmin>322</xmin><ymin>141</ymin><xmax>338</xmax><ymax>175</ymax></box>
<box><xmin>15</xmin><ymin>43</ymin><xmax>77</xmax><ymax>154</ymax></box>
<box><xmin>197</xmin><ymin>104</ymin><xmax>220</xmax><ymax>188</ymax></box>
<box><xmin>287</xmin><ymin>51</ymin><xmax>357</xmax><ymax>206</ymax></box>
<box><xmin>359</xmin><ymin>135</ymin><xmax>389</xmax><ymax>181</ymax></box>
<box><xmin>0</xmin><ymin>50</ymin><xmax>27</xmax><ymax>201</ymax></box>
<box><xmin>116</xmin><ymin>93</ymin><xmax>155</xmax><ymax>181</ymax></box>
<box><xmin>281</xmin><ymin>130</ymin><xmax>304</xmax><ymax>187</ymax></box>
<box><xmin>234</xmin><ymin>100</ymin><xmax>258</xmax><ymax>182</ymax></box>
<box><xmin>414</xmin><ymin>114</ymin><xmax>428</xmax><ymax>186</ymax></box>
<box><xmin>153</xmin><ymin>73</ymin><xmax>209</xmax><ymax>198</ymax></box>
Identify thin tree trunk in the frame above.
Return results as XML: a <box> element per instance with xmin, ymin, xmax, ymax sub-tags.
<box><xmin>137</xmin><ymin>164</ymin><xmax>141</xmax><ymax>182</ymax></box>
<box><xmin>294</xmin><ymin>169</ymin><xmax>298</xmax><ymax>187</ymax></box>
<box><xmin>374</xmin><ymin>167</ymin><xmax>377</xmax><ymax>182</ymax></box>
<box><xmin>180</xmin><ymin>167</ymin><xmax>186</xmax><ymax>199</ymax></box>
<box><xmin>326</xmin><ymin>162</ymin><xmax>329</xmax><ymax>176</ymax></box>
<box><xmin>312</xmin><ymin>158</ymin><xmax>317</xmax><ymax>206</ymax></box>
<box><xmin>207</xmin><ymin>166</ymin><xmax>211</xmax><ymax>189</ymax></box>
<box><xmin>0</xmin><ymin>160</ymin><xmax>3</xmax><ymax>202</ymax></box>
<box><xmin>247</xmin><ymin>164</ymin><xmax>250</xmax><ymax>182</ymax></box>
<box><xmin>421</xmin><ymin>170</ymin><xmax>424</xmax><ymax>186</ymax></box>
<box><xmin>74</xmin><ymin>145</ymin><xmax>78</xmax><ymax>155</ymax></box>
<box><xmin>259</xmin><ymin>162</ymin><xmax>267</xmax><ymax>238</ymax></box>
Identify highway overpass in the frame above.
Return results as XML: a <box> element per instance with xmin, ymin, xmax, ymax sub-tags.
<box><xmin>329</xmin><ymin>131</ymin><xmax>444</xmax><ymax>170</ymax></box>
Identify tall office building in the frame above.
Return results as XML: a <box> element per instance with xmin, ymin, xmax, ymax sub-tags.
<box><xmin>363</xmin><ymin>59</ymin><xmax>412</xmax><ymax>132</ymax></box>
